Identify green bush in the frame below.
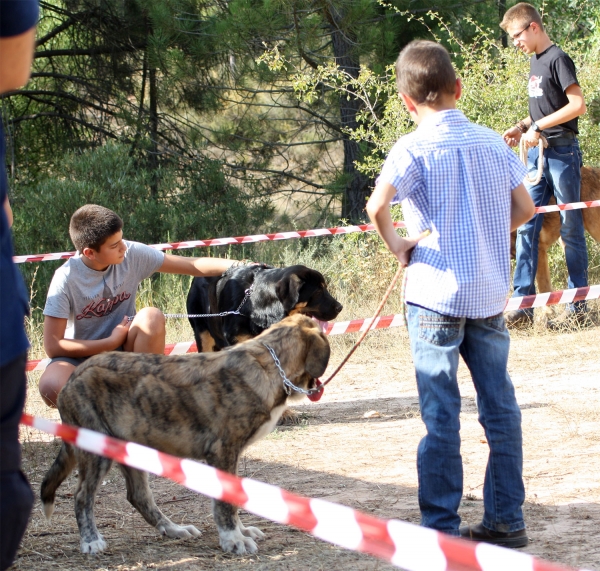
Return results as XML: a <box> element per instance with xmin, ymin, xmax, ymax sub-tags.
<box><xmin>295</xmin><ymin>15</ymin><xmax>600</xmax><ymax>298</ymax></box>
<box><xmin>12</xmin><ymin>142</ymin><xmax>274</xmax><ymax>324</ymax></box>
<box><xmin>17</xmin><ymin>9</ymin><xmax>600</xmax><ymax>355</ymax></box>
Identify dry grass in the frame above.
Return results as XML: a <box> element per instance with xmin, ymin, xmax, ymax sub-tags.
<box><xmin>17</xmin><ymin>302</ymin><xmax>600</xmax><ymax>571</ymax></box>
<box><xmin>15</xmin><ymin>230</ymin><xmax>600</xmax><ymax>570</ymax></box>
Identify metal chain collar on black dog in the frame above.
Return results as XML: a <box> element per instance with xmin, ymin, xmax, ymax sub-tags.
<box><xmin>262</xmin><ymin>343</ymin><xmax>321</xmax><ymax>396</ymax></box>
<box><xmin>126</xmin><ymin>283</ymin><xmax>254</xmax><ymax>322</ymax></box>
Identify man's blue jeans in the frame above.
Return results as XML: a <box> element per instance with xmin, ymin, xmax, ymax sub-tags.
<box><xmin>513</xmin><ymin>142</ymin><xmax>587</xmax><ymax>313</ymax></box>
<box><xmin>406</xmin><ymin>304</ymin><xmax>525</xmax><ymax>535</ymax></box>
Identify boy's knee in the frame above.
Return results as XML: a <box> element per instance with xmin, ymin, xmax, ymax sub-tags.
<box><xmin>38</xmin><ymin>375</ymin><xmax>60</xmax><ymax>408</ymax></box>
<box><xmin>39</xmin><ymin>363</ymin><xmax>75</xmax><ymax>408</ymax></box>
<box><xmin>126</xmin><ymin>307</ymin><xmax>166</xmax><ymax>354</ymax></box>
<box><xmin>135</xmin><ymin>307</ymin><xmax>166</xmax><ymax>330</ymax></box>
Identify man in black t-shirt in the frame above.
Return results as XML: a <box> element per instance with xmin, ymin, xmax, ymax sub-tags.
<box><xmin>0</xmin><ymin>1</ymin><xmax>38</xmax><ymax>568</ymax></box>
<box><xmin>500</xmin><ymin>3</ymin><xmax>588</xmax><ymax>329</ymax></box>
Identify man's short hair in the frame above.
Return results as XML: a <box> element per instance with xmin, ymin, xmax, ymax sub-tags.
<box><xmin>395</xmin><ymin>40</ymin><xmax>457</xmax><ymax>106</ymax></box>
<box><xmin>69</xmin><ymin>204</ymin><xmax>123</xmax><ymax>252</ymax></box>
<box><xmin>500</xmin><ymin>3</ymin><xmax>544</xmax><ymax>32</ymax></box>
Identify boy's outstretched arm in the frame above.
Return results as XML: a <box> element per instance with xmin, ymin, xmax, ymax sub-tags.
<box><xmin>367</xmin><ymin>181</ymin><xmax>428</xmax><ymax>267</ymax></box>
<box><xmin>158</xmin><ymin>254</ymin><xmax>236</xmax><ymax>277</ymax></box>
<box><xmin>43</xmin><ymin>315</ymin><xmax>130</xmax><ymax>358</ymax></box>
<box><xmin>510</xmin><ymin>183</ymin><xmax>536</xmax><ymax>231</ymax></box>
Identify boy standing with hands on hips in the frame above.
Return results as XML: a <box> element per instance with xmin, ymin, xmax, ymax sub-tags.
<box><xmin>367</xmin><ymin>40</ymin><xmax>535</xmax><ymax>546</ymax></box>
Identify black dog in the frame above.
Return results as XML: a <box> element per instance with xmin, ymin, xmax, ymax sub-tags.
<box><xmin>187</xmin><ymin>264</ymin><xmax>343</xmax><ymax>353</ymax></box>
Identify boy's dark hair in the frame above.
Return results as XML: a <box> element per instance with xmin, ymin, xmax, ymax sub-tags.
<box><xmin>500</xmin><ymin>3</ymin><xmax>544</xmax><ymax>32</ymax></box>
<box><xmin>69</xmin><ymin>204</ymin><xmax>123</xmax><ymax>252</ymax></box>
<box><xmin>395</xmin><ymin>40</ymin><xmax>457</xmax><ymax>106</ymax></box>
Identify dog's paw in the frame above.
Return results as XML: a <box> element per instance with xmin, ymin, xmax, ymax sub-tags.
<box><xmin>157</xmin><ymin>522</ymin><xmax>201</xmax><ymax>539</ymax></box>
<box><xmin>219</xmin><ymin>529</ymin><xmax>259</xmax><ymax>554</ymax></box>
<box><xmin>277</xmin><ymin>408</ymin><xmax>300</xmax><ymax>426</ymax></box>
<box><xmin>241</xmin><ymin>525</ymin><xmax>265</xmax><ymax>541</ymax></box>
<box><xmin>42</xmin><ymin>501</ymin><xmax>55</xmax><ymax>520</ymax></box>
<box><xmin>181</xmin><ymin>524</ymin><xmax>202</xmax><ymax>538</ymax></box>
<box><xmin>80</xmin><ymin>536</ymin><xmax>107</xmax><ymax>554</ymax></box>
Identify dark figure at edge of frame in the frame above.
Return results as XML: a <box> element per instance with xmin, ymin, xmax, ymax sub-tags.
<box><xmin>0</xmin><ymin>0</ymin><xmax>39</xmax><ymax>568</ymax></box>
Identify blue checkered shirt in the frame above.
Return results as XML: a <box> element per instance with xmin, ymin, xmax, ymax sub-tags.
<box><xmin>378</xmin><ymin>109</ymin><xmax>527</xmax><ymax>318</ymax></box>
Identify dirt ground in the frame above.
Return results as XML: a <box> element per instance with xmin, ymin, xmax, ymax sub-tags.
<box><xmin>13</xmin><ymin>319</ymin><xmax>600</xmax><ymax>571</ymax></box>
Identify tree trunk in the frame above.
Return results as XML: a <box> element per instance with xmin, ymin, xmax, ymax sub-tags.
<box><xmin>148</xmin><ymin>65</ymin><xmax>159</xmax><ymax>197</ymax></box>
<box><xmin>498</xmin><ymin>0</ymin><xmax>507</xmax><ymax>48</ymax></box>
<box><xmin>325</xmin><ymin>5</ymin><xmax>373</xmax><ymax>223</ymax></box>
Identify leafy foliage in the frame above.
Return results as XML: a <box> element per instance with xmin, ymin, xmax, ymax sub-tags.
<box><xmin>13</xmin><ymin>142</ymin><xmax>274</xmax><ymax>309</ymax></box>
<box><xmin>305</xmin><ymin>7</ymin><xmax>600</xmax><ymax>178</ymax></box>
<box><xmin>7</xmin><ymin>0</ymin><xmax>600</xmax><ymax>331</ymax></box>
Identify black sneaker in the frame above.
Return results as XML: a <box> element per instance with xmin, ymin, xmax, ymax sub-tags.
<box><xmin>504</xmin><ymin>310</ymin><xmax>533</xmax><ymax>329</ymax></box>
<box><xmin>459</xmin><ymin>522</ymin><xmax>528</xmax><ymax>548</ymax></box>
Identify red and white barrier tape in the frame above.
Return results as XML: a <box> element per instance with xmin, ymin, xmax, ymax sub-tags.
<box><xmin>19</xmin><ymin>413</ymin><xmax>589</xmax><ymax>571</ymax></box>
<box><xmin>24</xmin><ymin>284</ymin><xmax>600</xmax><ymax>372</ymax></box>
<box><xmin>503</xmin><ymin>284</ymin><xmax>600</xmax><ymax>312</ymax></box>
<box><xmin>535</xmin><ymin>200</ymin><xmax>600</xmax><ymax>214</ymax></box>
<box><xmin>13</xmin><ymin>222</ymin><xmax>406</xmax><ymax>264</ymax></box>
<box><xmin>13</xmin><ymin>199</ymin><xmax>600</xmax><ymax>263</ymax></box>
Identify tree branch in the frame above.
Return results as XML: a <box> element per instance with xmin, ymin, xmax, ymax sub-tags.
<box><xmin>14</xmin><ymin>90</ymin><xmax>118</xmax><ymax>115</ymax></box>
<box><xmin>29</xmin><ymin>71</ymin><xmax>98</xmax><ymax>89</ymax></box>
<box><xmin>10</xmin><ymin>112</ymin><xmax>119</xmax><ymax>139</ymax></box>
<box><xmin>36</xmin><ymin>16</ymin><xmax>77</xmax><ymax>48</ymax></box>
<box><xmin>221</xmin><ymin>162</ymin><xmax>326</xmax><ymax>189</ymax></box>
<box><xmin>34</xmin><ymin>43</ymin><xmax>145</xmax><ymax>59</ymax></box>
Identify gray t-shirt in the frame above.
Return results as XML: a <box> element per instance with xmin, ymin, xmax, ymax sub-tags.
<box><xmin>44</xmin><ymin>240</ymin><xmax>164</xmax><ymax>341</ymax></box>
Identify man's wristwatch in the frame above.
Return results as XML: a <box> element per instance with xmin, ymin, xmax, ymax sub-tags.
<box><xmin>531</xmin><ymin>122</ymin><xmax>542</xmax><ymax>133</ymax></box>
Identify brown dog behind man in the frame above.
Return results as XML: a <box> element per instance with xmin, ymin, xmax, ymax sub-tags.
<box><xmin>509</xmin><ymin>166</ymin><xmax>600</xmax><ymax>317</ymax></box>
<box><xmin>534</xmin><ymin>166</ymin><xmax>600</xmax><ymax>294</ymax></box>
<box><xmin>40</xmin><ymin>314</ymin><xmax>330</xmax><ymax>556</ymax></box>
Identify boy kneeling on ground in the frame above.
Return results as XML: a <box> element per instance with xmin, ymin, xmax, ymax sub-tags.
<box><xmin>39</xmin><ymin>204</ymin><xmax>237</xmax><ymax>407</ymax></box>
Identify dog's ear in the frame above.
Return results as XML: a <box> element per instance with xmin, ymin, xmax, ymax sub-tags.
<box><xmin>304</xmin><ymin>329</ymin><xmax>330</xmax><ymax>378</ymax></box>
<box><xmin>276</xmin><ymin>273</ymin><xmax>303</xmax><ymax>313</ymax></box>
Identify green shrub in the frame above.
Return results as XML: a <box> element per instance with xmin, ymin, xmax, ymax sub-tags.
<box><xmin>292</xmin><ymin>13</ymin><xmax>600</xmax><ymax>299</ymax></box>
<box><xmin>12</xmin><ymin>141</ymin><xmax>274</xmax><ymax>325</ymax></box>
<box><xmin>18</xmin><ymin>9</ymin><xmax>600</xmax><ymax>356</ymax></box>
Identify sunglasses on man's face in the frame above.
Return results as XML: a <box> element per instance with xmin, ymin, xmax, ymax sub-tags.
<box><xmin>511</xmin><ymin>22</ymin><xmax>531</xmax><ymax>41</ymax></box>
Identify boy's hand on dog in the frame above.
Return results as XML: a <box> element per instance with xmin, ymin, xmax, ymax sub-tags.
<box><xmin>391</xmin><ymin>229</ymin><xmax>431</xmax><ymax>267</ymax></box>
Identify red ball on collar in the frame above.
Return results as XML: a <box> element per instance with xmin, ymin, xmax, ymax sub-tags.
<box><xmin>307</xmin><ymin>379</ymin><xmax>324</xmax><ymax>402</ymax></box>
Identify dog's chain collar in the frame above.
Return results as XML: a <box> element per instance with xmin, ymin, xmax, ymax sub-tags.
<box><xmin>262</xmin><ymin>343</ymin><xmax>320</xmax><ymax>396</ymax></box>
<box><xmin>127</xmin><ymin>284</ymin><xmax>254</xmax><ymax>321</ymax></box>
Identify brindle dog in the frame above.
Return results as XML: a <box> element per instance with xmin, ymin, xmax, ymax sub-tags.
<box><xmin>40</xmin><ymin>314</ymin><xmax>330</xmax><ymax>556</ymax></box>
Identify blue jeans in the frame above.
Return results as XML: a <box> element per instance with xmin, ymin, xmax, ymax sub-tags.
<box><xmin>512</xmin><ymin>142</ymin><xmax>587</xmax><ymax>314</ymax></box>
<box><xmin>406</xmin><ymin>304</ymin><xmax>525</xmax><ymax>535</ymax></box>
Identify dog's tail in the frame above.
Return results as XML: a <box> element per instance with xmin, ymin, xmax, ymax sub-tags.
<box><xmin>40</xmin><ymin>442</ymin><xmax>76</xmax><ymax>519</ymax></box>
